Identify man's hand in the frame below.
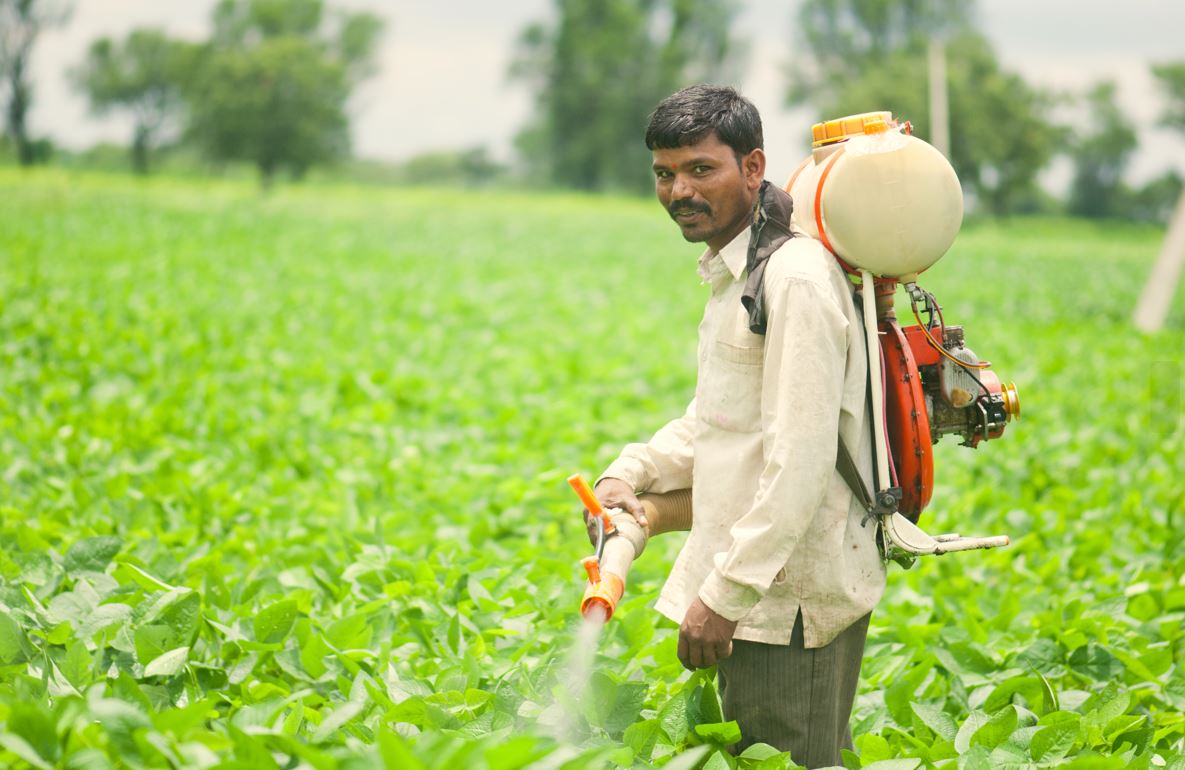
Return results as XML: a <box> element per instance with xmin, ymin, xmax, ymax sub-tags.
<box><xmin>583</xmin><ymin>478</ymin><xmax>649</xmax><ymax>545</ymax></box>
<box><xmin>678</xmin><ymin>598</ymin><xmax>737</xmax><ymax>670</ymax></box>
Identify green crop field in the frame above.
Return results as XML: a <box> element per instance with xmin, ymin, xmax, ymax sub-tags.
<box><xmin>0</xmin><ymin>168</ymin><xmax>1183</xmax><ymax>769</ymax></box>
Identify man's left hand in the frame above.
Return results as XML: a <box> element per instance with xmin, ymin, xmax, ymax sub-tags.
<box><xmin>678</xmin><ymin>598</ymin><xmax>738</xmax><ymax>670</ymax></box>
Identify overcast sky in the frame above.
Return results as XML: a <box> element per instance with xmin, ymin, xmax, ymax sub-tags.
<box><xmin>29</xmin><ymin>0</ymin><xmax>1185</xmax><ymax>189</ymax></box>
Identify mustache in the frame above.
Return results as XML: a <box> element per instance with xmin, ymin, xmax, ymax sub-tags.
<box><xmin>668</xmin><ymin>200</ymin><xmax>711</xmax><ymax>218</ymax></box>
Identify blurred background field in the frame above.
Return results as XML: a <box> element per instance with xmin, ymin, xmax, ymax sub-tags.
<box><xmin>3</xmin><ymin>0</ymin><xmax>1185</xmax><ymax>767</ymax></box>
<box><xmin>0</xmin><ymin>169</ymin><xmax>1183</xmax><ymax>767</ymax></box>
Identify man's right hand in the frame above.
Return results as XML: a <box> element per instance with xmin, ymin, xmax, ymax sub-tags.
<box><xmin>584</xmin><ymin>478</ymin><xmax>648</xmax><ymax>545</ymax></box>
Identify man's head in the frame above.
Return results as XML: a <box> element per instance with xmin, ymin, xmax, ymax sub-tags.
<box><xmin>645</xmin><ymin>85</ymin><xmax>766</xmax><ymax>252</ymax></box>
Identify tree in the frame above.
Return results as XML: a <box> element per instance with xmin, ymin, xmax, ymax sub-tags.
<box><xmin>512</xmin><ymin>0</ymin><xmax>738</xmax><ymax>193</ymax></box>
<box><xmin>73</xmin><ymin>30</ymin><xmax>194</xmax><ymax>174</ymax></box>
<box><xmin>0</xmin><ymin>0</ymin><xmax>72</xmax><ymax>166</ymax></box>
<box><xmin>185</xmin><ymin>0</ymin><xmax>383</xmax><ymax>187</ymax></box>
<box><xmin>785</xmin><ymin>0</ymin><xmax>1060</xmax><ymax>215</ymax></box>
<box><xmin>1067</xmin><ymin>82</ymin><xmax>1137</xmax><ymax>219</ymax></box>
<box><xmin>1152</xmin><ymin>61</ymin><xmax>1185</xmax><ymax>134</ymax></box>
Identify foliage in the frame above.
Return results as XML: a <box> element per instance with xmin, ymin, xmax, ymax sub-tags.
<box><xmin>72</xmin><ymin>29</ymin><xmax>196</xmax><ymax>174</ymax></box>
<box><xmin>0</xmin><ymin>169</ymin><xmax>1183</xmax><ymax>769</ymax></box>
<box><xmin>512</xmin><ymin>0</ymin><xmax>738</xmax><ymax>193</ymax></box>
<box><xmin>1152</xmin><ymin>61</ymin><xmax>1185</xmax><ymax>134</ymax></box>
<box><xmin>0</xmin><ymin>0</ymin><xmax>72</xmax><ymax>166</ymax></box>
<box><xmin>185</xmin><ymin>0</ymin><xmax>383</xmax><ymax>187</ymax></box>
<box><xmin>1067</xmin><ymin>82</ymin><xmax>1138</xmax><ymax>219</ymax></box>
<box><xmin>785</xmin><ymin>0</ymin><xmax>1062</xmax><ymax>215</ymax></box>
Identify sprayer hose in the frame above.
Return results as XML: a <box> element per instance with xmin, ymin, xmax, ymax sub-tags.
<box><xmin>638</xmin><ymin>489</ymin><xmax>693</xmax><ymax>537</ymax></box>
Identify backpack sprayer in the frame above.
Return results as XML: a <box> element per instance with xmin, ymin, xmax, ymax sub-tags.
<box><xmin>572</xmin><ymin>111</ymin><xmax>1021</xmax><ymax>620</ymax></box>
<box><xmin>788</xmin><ymin>112</ymin><xmax>1019</xmax><ymax>562</ymax></box>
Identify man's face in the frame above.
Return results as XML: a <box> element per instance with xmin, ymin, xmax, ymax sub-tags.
<box><xmin>652</xmin><ymin>133</ymin><xmax>766</xmax><ymax>253</ymax></box>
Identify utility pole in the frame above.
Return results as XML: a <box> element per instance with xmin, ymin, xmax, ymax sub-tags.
<box><xmin>928</xmin><ymin>37</ymin><xmax>950</xmax><ymax>158</ymax></box>
<box><xmin>1133</xmin><ymin>190</ymin><xmax>1185</xmax><ymax>332</ymax></box>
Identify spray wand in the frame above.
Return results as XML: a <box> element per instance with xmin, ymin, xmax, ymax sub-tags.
<box><xmin>568</xmin><ymin>474</ymin><xmax>643</xmax><ymax>622</ymax></box>
<box><xmin>567</xmin><ymin>475</ymin><xmax>695</xmax><ymax>621</ymax></box>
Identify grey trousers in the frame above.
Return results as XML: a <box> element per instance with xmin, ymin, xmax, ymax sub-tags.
<box><xmin>717</xmin><ymin>611</ymin><xmax>871</xmax><ymax>769</ymax></box>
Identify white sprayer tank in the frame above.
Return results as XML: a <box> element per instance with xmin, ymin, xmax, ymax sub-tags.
<box><xmin>786</xmin><ymin>112</ymin><xmax>963</xmax><ymax>280</ymax></box>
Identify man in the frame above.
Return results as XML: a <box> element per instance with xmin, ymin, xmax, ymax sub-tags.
<box><xmin>588</xmin><ymin>85</ymin><xmax>886</xmax><ymax>768</ymax></box>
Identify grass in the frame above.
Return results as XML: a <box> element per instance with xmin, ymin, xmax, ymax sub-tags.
<box><xmin>0</xmin><ymin>167</ymin><xmax>1182</xmax><ymax>769</ymax></box>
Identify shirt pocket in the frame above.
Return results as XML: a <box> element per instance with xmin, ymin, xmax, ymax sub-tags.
<box><xmin>699</xmin><ymin>336</ymin><xmax>764</xmax><ymax>433</ymax></box>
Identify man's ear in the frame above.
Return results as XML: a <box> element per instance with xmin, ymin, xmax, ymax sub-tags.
<box><xmin>742</xmin><ymin>148</ymin><xmax>766</xmax><ymax>190</ymax></box>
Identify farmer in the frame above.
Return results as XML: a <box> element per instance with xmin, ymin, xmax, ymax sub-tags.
<box><xmin>587</xmin><ymin>85</ymin><xmax>885</xmax><ymax>768</ymax></box>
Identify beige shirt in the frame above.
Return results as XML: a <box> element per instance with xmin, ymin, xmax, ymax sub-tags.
<box><xmin>602</xmin><ymin>225</ymin><xmax>886</xmax><ymax>648</ymax></box>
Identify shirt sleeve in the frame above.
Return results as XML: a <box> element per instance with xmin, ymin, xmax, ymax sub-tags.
<box><xmin>698</xmin><ymin>276</ymin><xmax>849</xmax><ymax>621</ymax></box>
<box><xmin>599</xmin><ymin>398</ymin><xmax>696</xmax><ymax>493</ymax></box>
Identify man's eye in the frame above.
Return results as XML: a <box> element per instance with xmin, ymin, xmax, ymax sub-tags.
<box><xmin>655</xmin><ymin>170</ymin><xmax>673</xmax><ymax>180</ymax></box>
<box><xmin>693</xmin><ymin>165</ymin><xmax>712</xmax><ymax>174</ymax></box>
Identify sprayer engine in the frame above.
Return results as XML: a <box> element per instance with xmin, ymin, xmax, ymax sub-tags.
<box><xmin>903</xmin><ymin>323</ymin><xmax>1021</xmax><ymax>448</ymax></box>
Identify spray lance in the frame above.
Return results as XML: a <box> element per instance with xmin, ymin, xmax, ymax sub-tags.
<box><xmin>567</xmin><ymin>474</ymin><xmax>692</xmax><ymax>621</ymax></box>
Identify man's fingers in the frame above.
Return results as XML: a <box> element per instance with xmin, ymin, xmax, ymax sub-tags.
<box><xmin>677</xmin><ymin>631</ymin><xmax>692</xmax><ymax>671</ymax></box>
<box><xmin>622</xmin><ymin>497</ymin><xmax>648</xmax><ymax>528</ymax></box>
<box><xmin>689</xmin><ymin>640</ymin><xmax>706</xmax><ymax>669</ymax></box>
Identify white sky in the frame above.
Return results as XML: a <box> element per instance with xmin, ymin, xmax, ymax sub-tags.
<box><xmin>29</xmin><ymin>0</ymin><xmax>1185</xmax><ymax>189</ymax></box>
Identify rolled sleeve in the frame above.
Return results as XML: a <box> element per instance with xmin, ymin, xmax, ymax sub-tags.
<box><xmin>697</xmin><ymin>277</ymin><xmax>848</xmax><ymax>619</ymax></box>
<box><xmin>599</xmin><ymin>398</ymin><xmax>696</xmax><ymax>493</ymax></box>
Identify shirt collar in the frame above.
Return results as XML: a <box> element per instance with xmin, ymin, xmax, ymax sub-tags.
<box><xmin>696</xmin><ymin>226</ymin><xmax>751</xmax><ymax>283</ymax></box>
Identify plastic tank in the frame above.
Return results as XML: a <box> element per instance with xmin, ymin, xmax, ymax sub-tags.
<box><xmin>785</xmin><ymin>112</ymin><xmax>963</xmax><ymax>280</ymax></box>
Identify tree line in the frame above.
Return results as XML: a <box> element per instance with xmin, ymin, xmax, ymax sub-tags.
<box><xmin>2</xmin><ymin>0</ymin><xmax>381</xmax><ymax>186</ymax></box>
<box><xmin>1</xmin><ymin>0</ymin><xmax>1183</xmax><ymax>217</ymax></box>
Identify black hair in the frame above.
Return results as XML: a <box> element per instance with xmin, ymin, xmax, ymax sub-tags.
<box><xmin>644</xmin><ymin>84</ymin><xmax>763</xmax><ymax>162</ymax></box>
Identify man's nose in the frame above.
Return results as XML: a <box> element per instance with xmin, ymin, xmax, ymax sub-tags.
<box><xmin>671</xmin><ymin>173</ymin><xmax>694</xmax><ymax>200</ymax></box>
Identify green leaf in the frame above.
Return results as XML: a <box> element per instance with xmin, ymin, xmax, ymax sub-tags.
<box><xmin>984</xmin><ymin>675</ymin><xmax>1048</xmax><ymax>715</ymax></box>
<box><xmin>64</xmin><ymin>536</ymin><xmax>123</xmax><ymax>573</ymax></box>
<box><xmin>5</xmin><ymin>704</ymin><xmax>57</xmax><ymax>765</ymax></box>
<box><xmin>312</xmin><ymin>700</ymin><xmax>366</xmax><ymax>742</ymax></box>
<box><xmin>970</xmin><ymin>706</ymin><xmax>1018</xmax><ymax>750</ymax></box>
<box><xmin>694</xmin><ymin>720</ymin><xmax>742</xmax><ymax>746</ymax></box>
<box><xmin>1031</xmin><ymin>720</ymin><xmax>1081</xmax><ymax>762</ymax></box>
<box><xmin>659</xmin><ymin>746</ymin><xmax>712</xmax><ymax>770</ymax></box>
<box><xmin>377</xmin><ymin>726</ymin><xmax>428</xmax><ymax>770</ymax></box>
<box><xmin>911</xmin><ymin>701</ymin><xmax>958</xmax><ymax>742</ymax></box>
<box><xmin>590</xmin><ymin>671</ymin><xmax>648</xmax><ymax>738</ymax></box>
<box><xmin>698</xmin><ymin>672</ymin><xmax>725</xmax><ymax>724</ymax></box>
<box><xmin>143</xmin><ymin>646</ymin><xmax>190</xmax><ymax>677</ymax></box>
<box><xmin>956</xmin><ymin>745</ymin><xmax>991</xmax><ymax>770</ymax></box>
<box><xmin>702</xmin><ymin>750</ymin><xmax>732</xmax><ymax>770</ymax></box>
<box><xmin>254</xmin><ymin>599</ymin><xmax>299</xmax><ymax>643</ymax></box>
<box><xmin>624</xmin><ymin>718</ymin><xmax>663</xmax><ymax>760</ymax></box>
<box><xmin>955</xmin><ymin>711</ymin><xmax>991</xmax><ymax>753</ymax></box>
<box><xmin>1068</xmin><ymin>644</ymin><xmax>1123</xmax><ymax>681</ymax></box>
<box><xmin>0</xmin><ymin>610</ymin><xmax>30</xmax><ymax>665</ymax></box>
<box><xmin>885</xmin><ymin>661</ymin><xmax>932</xmax><ymax>726</ymax></box>
<box><xmin>862</xmin><ymin>761</ymin><xmax>922</xmax><ymax>770</ymax></box>
<box><xmin>0</xmin><ymin>733</ymin><xmax>53</xmax><ymax>770</ymax></box>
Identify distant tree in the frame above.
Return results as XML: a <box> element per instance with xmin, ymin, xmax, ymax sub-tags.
<box><xmin>512</xmin><ymin>0</ymin><xmax>738</xmax><ymax>192</ymax></box>
<box><xmin>787</xmin><ymin>0</ymin><xmax>973</xmax><ymax>106</ymax></box>
<box><xmin>1067</xmin><ymin>82</ymin><xmax>1137</xmax><ymax>219</ymax></box>
<box><xmin>73</xmin><ymin>30</ymin><xmax>194</xmax><ymax>174</ymax></box>
<box><xmin>1152</xmin><ymin>61</ymin><xmax>1185</xmax><ymax>134</ymax></box>
<box><xmin>0</xmin><ymin>0</ymin><xmax>72</xmax><ymax>166</ymax></box>
<box><xmin>785</xmin><ymin>0</ymin><xmax>1061</xmax><ymax>215</ymax></box>
<box><xmin>1129</xmin><ymin>170</ymin><xmax>1183</xmax><ymax>225</ymax></box>
<box><xmin>186</xmin><ymin>0</ymin><xmax>383</xmax><ymax>187</ymax></box>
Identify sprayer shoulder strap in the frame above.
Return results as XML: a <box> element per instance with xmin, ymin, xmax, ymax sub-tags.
<box><xmin>836</xmin><ymin>438</ymin><xmax>874</xmax><ymax>514</ymax></box>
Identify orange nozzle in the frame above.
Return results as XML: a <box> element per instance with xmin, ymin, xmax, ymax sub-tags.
<box><xmin>581</xmin><ymin>572</ymin><xmax>625</xmax><ymax>621</ymax></box>
<box><xmin>581</xmin><ymin>556</ymin><xmax>601</xmax><ymax>585</ymax></box>
<box><xmin>568</xmin><ymin>473</ymin><xmax>614</xmax><ymax>533</ymax></box>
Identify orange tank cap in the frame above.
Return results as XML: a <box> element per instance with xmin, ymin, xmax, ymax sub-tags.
<box><xmin>812</xmin><ymin>111</ymin><xmax>895</xmax><ymax>147</ymax></box>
